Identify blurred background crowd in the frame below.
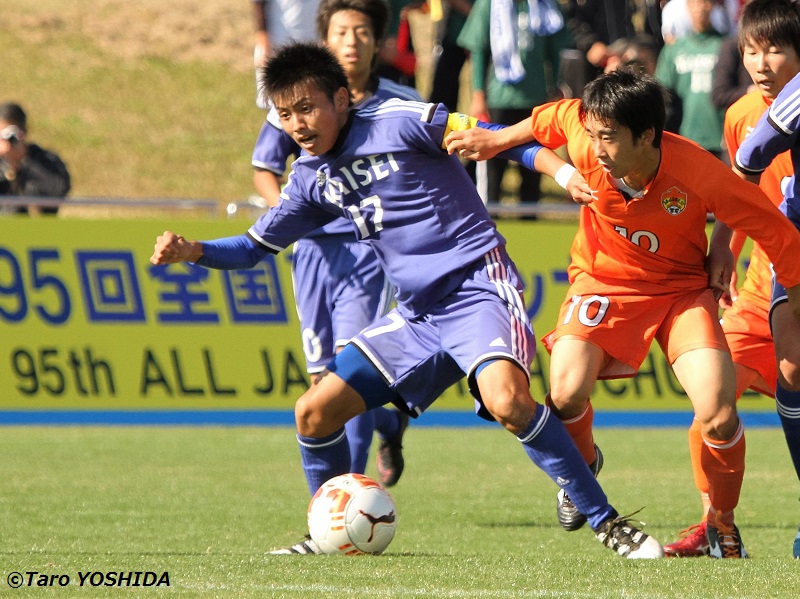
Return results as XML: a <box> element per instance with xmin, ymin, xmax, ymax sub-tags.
<box><xmin>2</xmin><ymin>0</ymin><xmax>753</xmax><ymax>216</ymax></box>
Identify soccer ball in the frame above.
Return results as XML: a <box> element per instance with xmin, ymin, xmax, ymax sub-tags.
<box><xmin>307</xmin><ymin>473</ymin><xmax>397</xmax><ymax>555</ymax></box>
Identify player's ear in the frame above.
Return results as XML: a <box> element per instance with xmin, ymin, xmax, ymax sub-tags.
<box><xmin>641</xmin><ymin>127</ymin><xmax>656</xmax><ymax>147</ymax></box>
<box><xmin>334</xmin><ymin>87</ymin><xmax>350</xmax><ymax>112</ymax></box>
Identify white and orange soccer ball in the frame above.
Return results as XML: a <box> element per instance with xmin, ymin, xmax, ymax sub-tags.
<box><xmin>307</xmin><ymin>473</ymin><xmax>397</xmax><ymax>555</ymax></box>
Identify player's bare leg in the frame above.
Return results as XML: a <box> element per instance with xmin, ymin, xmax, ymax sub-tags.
<box><xmin>477</xmin><ymin>358</ymin><xmax>662</xmax><ymax>557</ymax></box>
<box><xmin>667</xmin><ymin>361</ymin><xmax>761</xmax><ymax>557</ymax></box>
<box><xmin>548</xmin><ymin>338</ymin><xmax>607</xmax><ymax>531</ymax></box>
<box><xmin>270</xmin><ymin>371</ymin><xmax>368</xmax><ymax>555</ymax></box>
<box><xmin>672</xmin><ymin>347</ymin><xmax>747</xmax><ymax>558</ymax></box>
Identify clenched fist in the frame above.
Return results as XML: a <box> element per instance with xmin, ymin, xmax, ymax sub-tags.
<box><xmin>150</xmin><ymin>231</ymin><xmax>203</xmax><ymax>265</ymax></box>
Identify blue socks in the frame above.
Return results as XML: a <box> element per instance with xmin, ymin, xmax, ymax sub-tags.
<box><xmin>517</xmin><ymin>403</ymin><xmax>615</xmax><ymax>530</ymax></box>
<box><xmin>345</xmin><ymin>412</ymin><xmax>375</xmax><ymax>474</ymax></box>
<box><xmin>302</xmin><ymin>407</ymin><xmax>398</xmax><ymax>488</ymax></box>
<box><xmin>776</xmin><ymin>383</ymin><xmax>800</xmax><ymax>480</ymax></box>
<box><xmin>297</xmin><ymin>427</ymin><xmax>351</xmax><ymax>496</ymax></box>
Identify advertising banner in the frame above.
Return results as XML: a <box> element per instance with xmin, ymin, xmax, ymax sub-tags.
<box><xmin>0</xmin><ymin>218</ymin><xmax>772</xmax><ymax>423</ymax></box>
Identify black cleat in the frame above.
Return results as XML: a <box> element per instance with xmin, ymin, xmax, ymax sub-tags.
<box><xmin>376</xmin><ymin>411</ymin><xmax>409</xmax><ymax>487</ymax></box>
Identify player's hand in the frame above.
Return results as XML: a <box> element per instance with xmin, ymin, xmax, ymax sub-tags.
<box><xmin>565</xmin><ymin>171</ymin><xmax>597</xmax><ymax>206</ymax></box>
<box><xmin>150</xmin><ymin>231</ymin><xmax>201</xmax><ymax>265</ymax></box>
<box><xmin>444</xmin><ymin>128</ymin><xmax>501</xmax><ymax>161</ymax></box>
<box><xmin>704</xmin><ymin>242</ymin><xmax>734</xmax><ymax>306</ymax></box>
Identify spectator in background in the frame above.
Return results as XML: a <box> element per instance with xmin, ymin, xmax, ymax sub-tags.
<box><xmin>457</xmin><ymin>0</ymin><xmax>572</xmax><ymax>215</ymax></box>
<box><xmin>428</xmin><ymin>0</ymin><xmax>478</xmax><ymax>184</ymax></box>
<box><xmin>604</xmin><ymin>33</ymin><xmax>662</xmax><ymax>76</ymax></box>
<box><xmin>557</xmin><ymin>0</ymin><xmax>636</xmax><ymax>99</ymax></box>
<box><xmin>711</xmin><ymin>32</ymin><xmax>754</xmax><ymax>164</ymax></box>
<box><xmin>375</xmin><ymin>0</ymin><xmax>420</xmax><ymax>87</ymax></box>
<box><xmin>711</xmin><ymin>32</ymin><xmax>754</xmax><ymax>110</ymax></box>
<box><xmin>251</xmin><ymin>0</ymin><xmax>322</xmax><ymax>108</ymax></box>
<box><xmin>428</xmin><ymin>0</ymin><xmax>474</xmax><ymax>112</ymax></box>
<box><xmin>656</xmin><ymin>0</ymin><xmax>725</xmax><ymax>159</ymax></box>
<box><xmin>661</xmin><ymin>0</ymin><xmax>735</xmax><ymax>44</ymax></box>
<box><xmin>0</xmin><ymin>102</ymin><xmax>70</xmax><ymax>215</ymax></box>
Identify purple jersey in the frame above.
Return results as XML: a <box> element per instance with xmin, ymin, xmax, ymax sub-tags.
<box><xmin>736</xmin><ymin>71</ymin><xmax>800</xmax><ymax>226</ymax></box>
<box><xmin>247</xmin><ymin>100</ymin><xmax>506</xmax><ymax>314</ymax></box>
<box><xmin>251</xmin><ymin>78</ymin><xmax>423</xmax><ymax>238</ymax></box>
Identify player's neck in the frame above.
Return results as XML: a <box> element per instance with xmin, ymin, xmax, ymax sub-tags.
<box><xmin>622</xmin><ymin>148</ymin><xmax>661</xmax><ymax>192</ymax></box>
<box><xmin>348</xmin><ymin>72</ymin><xmax>372</xmax><ymax>105</ymax></box>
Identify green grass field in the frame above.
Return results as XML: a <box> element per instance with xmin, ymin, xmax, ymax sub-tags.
<box><xmin>1</xmin><ymin>425</ymin><xmax>799</xmax><ymax>598</ymax></box>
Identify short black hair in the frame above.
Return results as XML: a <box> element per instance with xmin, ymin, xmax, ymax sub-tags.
<box><xmin>580</xmin><ymin>67</ymin><xmax>668</xmax><ymax>147</ymax></box>
<box><xmin>316</xmin><ymin>0</ymin><xmax>389</xmax><ymax>43</ymax></box>
<box><xmin>0</xmin><ymin>103</ymin><xmax>27</xmax><ymax>131</ymax></box>
<box><xmin>738</xmin><ymin>0</ymin><xmax>800</xmax><ymax>59</ymax></box>
<box><xmin>261</xmin><ymin>42</ymin><xmax>349</xmax><ymax>106</ymax></box>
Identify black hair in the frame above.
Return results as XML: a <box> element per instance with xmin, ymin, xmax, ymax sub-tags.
<box><xmin>0</xmin><ymin>102</ymin><xmax>27</xmax><ymax>131</ymax></box>
<box><xmin>261</xmin><ymin>42</ymin><xmax>349</xmax><ymax>105</ymax></box>
<box><xmin>316</xmin><ymin>0</ymin><xmax>389</xmax><ymax>42</ymax></box>
<box><xmin>580</xmin><ymin>67</ymin><xmax>668</xmax><ymax>147</ymax></box>
<box><xmin>738</xmin><ymin>0</ymin><xmax>800</xmax><ymax>59</ymax></box>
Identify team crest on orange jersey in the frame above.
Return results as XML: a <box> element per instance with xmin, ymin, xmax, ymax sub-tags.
<box><xmin>661</xmin><ymin>187</ymin><xmax>687</xmax><ymax>215</ymax></box>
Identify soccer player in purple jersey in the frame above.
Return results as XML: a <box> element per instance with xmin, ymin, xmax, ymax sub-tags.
<box><xmin>251</xmin><ymin>0</ymin><xmax>424</xmax><ymax>493</ymax></box>
<box><xmin>735</xmin><ymin>68</ymin><xmax>800</xmax><ymax>558</ymax></box>
<box><xmin>151</xmin><ymin>42</ymin><xmax>664</xmax><ymax>558</ymax></box>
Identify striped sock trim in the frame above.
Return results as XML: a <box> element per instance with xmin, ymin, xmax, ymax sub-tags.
<box><xmin>561</xmin><ymin>403</ymin><xmax>590</xmax><ymax>425</ymax></box>
<box><xmin>296</xmin><ymin>428</ymin><xmax>347</xmax><ymax>449</ymax></box>
<box><xmin>702</xmin><ymin>420</ymin><xmax>744</xmax><ymax>450</ymax></box>
<box><xmin>777</xmin><ymin>398</ymin><xmax>800</xmax><ymax>420</ymax></box>
<box><xmin>517</xmin><ymin>405</ymin><xmax>550</xmax><ymax>444</ymax></box>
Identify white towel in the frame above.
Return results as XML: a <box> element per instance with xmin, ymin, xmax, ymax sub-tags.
<box><xmin>490</xmin><ymin>0</ymin><xmax>563</xmax><ymax>84</ymax></box>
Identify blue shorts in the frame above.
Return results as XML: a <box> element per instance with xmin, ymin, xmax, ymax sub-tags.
<box><xmin>292</xmin><ymin>235</ymin><xmax>393</xmax><ymax>373</ymax></box>
<box><xmin>335</xmin><ymin>246</ymin><xmax>535</xmax><ymax>420</ymax></box>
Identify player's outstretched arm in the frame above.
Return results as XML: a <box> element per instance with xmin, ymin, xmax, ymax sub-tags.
<box><xmin>532</xmin><ymin>150</ymin><xmax>596</xmax><ymax>206</ymax></box>
<box><xmin>444</xmin><ymin>117</ymin><xmax>535</xmax><ymax>161</ymax></box>
<box><xmin>152</xmin><ymin>232</ymin><xmax>270</xmax><ymax>269</ymax></box>
<box><xmin>151</xmin><ymin>231</ymin><xmax>203</xmax><ymax>265</ymax></box>
<box><xmin>442</xmin><ymin>113</ymin><xmax>594</xmax><ymax>205</ymax></box>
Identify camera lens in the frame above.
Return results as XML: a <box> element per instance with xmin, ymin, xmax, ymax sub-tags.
<box><xmin>1</xmin><ymin>125</ymin><xmax>22</xmax><ymax>145</ymax></box>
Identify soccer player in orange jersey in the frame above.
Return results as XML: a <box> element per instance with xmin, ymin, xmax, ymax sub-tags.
<box><xmin>445</xmin><ymin>66</ymin><xmax>800</xmax><ymax>558</ymax></box>
<box><xmin>663</xmin><ymin>0</ymin><xmax>800</xmax><ymax>557</ymax></box>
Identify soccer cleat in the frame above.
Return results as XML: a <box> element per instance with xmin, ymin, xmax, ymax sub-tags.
<box><xmin>594</xmin><ymin>512</ymin><xmax>664</xmax><ymax>559</ymax></box>
<box><xmin>268</xmin><ymin>534</ymin><xmax>320</xmax><ymax>555</ymax></box>
<box><xmin>376</xmin><ymin>410</ymin><xmax>409</xmax><ymax>487</ymax></box>
<box><xmin>706</xmin><ymin>511</ymin><xmax>747</xmax><ymax>559</ymax></box>
<box><xmin>663</xmin><ymin>522</ymin><xmax>709</xmax><ymax>557</ymax></box>
<box><xmin>556</xmin><ymin>444</ymin><xmax>604</xmax><ymax>531</ymax></box>
<box><xmin>793</xmin><ymin>526</ymin><xmax>800</xmax><ymax>559</ymax></box>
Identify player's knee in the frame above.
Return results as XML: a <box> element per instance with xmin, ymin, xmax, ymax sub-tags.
<box><xmin>294</xmin><ymin>391</ymin><xmax>340</xmax><ymax>437</ymax></box>
<box><xmin>294</xmin><ymin>396</ymin><xmax>319</xmax><ymax>437</ymax></box>
<box><xmin>547</xmin><ymin>387</ymin><xmax>588</xmax><ymax>419</ymax></box>
<box><xmin>696</xmin><ymin>404</ymin><xmax>739</xmax><ymax>441</ymax></box>
<box><xmin>483</xmin><ymin>388</ymin><xmax>536</xmax><ymax>434</ymax></box>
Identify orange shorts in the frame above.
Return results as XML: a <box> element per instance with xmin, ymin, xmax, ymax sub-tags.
<box><xmin>721</xmin><ymin>298</ymin><xmax>776</xmax><ymax>398</ymax></box>
<box><xmin>543</xmin><ymin>275</ymin><xmax>728</xmax><ymax>379</ymax></box>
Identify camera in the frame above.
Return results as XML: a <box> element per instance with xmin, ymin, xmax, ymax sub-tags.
<box><xmin>1</xmin><ymin>125</ymin><xmax>22</xmax><ymax>146</ymax></box>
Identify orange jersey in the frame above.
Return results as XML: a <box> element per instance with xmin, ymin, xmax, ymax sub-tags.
<box><xmin>529</xmin><ymin>99</ymin><xmax>800</xmax><ymax>293</ymax></box>
<box><xmin>724</xmin><ymin>90</ymin><xmax>793</xmax><ymax>311</ymax></box>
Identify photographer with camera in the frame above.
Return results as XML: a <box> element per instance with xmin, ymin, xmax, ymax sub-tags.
<box><xmin>1</xmin><ymin>102</ymin><xmax>70</xmax><ymax>215</ymax></box>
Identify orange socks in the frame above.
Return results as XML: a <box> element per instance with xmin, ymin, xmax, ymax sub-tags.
<box><xmin>701</xmin><ymin>421</ymin><xmax>746</xmax><ymax>515</ymax></box>
<box><xmin>687</xmin><ymin>418</ymin><xmax>711</xmax><ymax>521</ymax></box>
<box><xmin>547</xmin><ymin>394</ymin><xmax>596</xmax><ymax>465</ymax></box>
